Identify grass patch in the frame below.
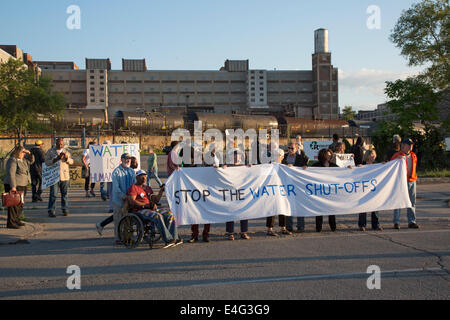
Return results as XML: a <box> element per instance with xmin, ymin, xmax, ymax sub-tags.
<box><xmin>418</xmin><ymin>169</ymin><xmax>450</xmax><ymax>178</ymax></box>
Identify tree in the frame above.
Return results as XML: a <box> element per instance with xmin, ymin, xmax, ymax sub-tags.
<box><xmin>390</xmin><ymin>0</ymin><xmax>449</xmax><ymax>89</ymax></box>
<box><xmin>384</xmin><ymin>77</ymin><xmax>441</xmax><ymax>130</ymax></box>
<box><xmin>342</xmin><ymin>106</ymin><xmax>356</xmax><ymax>120</ymax></box>
<box><xmin>0</xmin><ymin>58</ymin><xmax>65</xmax><ymax>143</ymax></box>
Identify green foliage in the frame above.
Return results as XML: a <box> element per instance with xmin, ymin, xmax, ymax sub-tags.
<box><xmin>342</xmin><ymin>106</ymin><xmax>356</xmax><ymax>121</ymax></box>
<box><xmin>390</xmin><ymin>0</ymin><xmax>449</xmax><ymax>89</ymax></box>
<box><xmin>384</xmin><ymin>77</ymin><xmax>441</xmax><ymax>129</ymax></box>
<box><xmin>373</xmin><ymin>121</ymin><xmax>449</xmax><ymax>170</ymax></box>
<box><xmin>0</xmin><ymin>58</ymin><xmax>65</xmax><ymax>140</ymax></box>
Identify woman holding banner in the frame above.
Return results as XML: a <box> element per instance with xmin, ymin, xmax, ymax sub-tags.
<box><xmin>358</xmin><ymin>149</ymin><xmax>383</xmax><ymax>231</ymax></box>
<box><xmin>312</xmin><ymin>149</ymin><xmax>338</xmax><ymax>232</ymax></box>
<box><xmin>266</xmin><ymin>148</ymin><xmax>293</xmax><ymax>236</ymax></box>
<box><xmin>224</xmin><ymin>150</ymin><xmax>251</xmax><ymax>240</ymax></box>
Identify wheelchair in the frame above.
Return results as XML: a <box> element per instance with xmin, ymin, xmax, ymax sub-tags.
<box><xmin>118</xmin><ymin>209</ymin><xmax>162</xmax><ymax>249</ymax></box>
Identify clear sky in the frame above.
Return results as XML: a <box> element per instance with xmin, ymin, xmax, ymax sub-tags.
<box><xmin>0</xmin><ymin>0</ymin><xmax>424</xmax><ymax>111</ymax></box>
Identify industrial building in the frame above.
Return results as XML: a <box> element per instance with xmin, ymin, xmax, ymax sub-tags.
<box><xmin>36</xmin><ymin>29</ymin><xmax>339</xmax><ymax>120</ymax></box>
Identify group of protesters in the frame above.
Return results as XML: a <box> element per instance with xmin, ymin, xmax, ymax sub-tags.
<box><xmin>3</xmin><ymin>133</ymin><xmax>419</xmax><ymax>250</ymax></box>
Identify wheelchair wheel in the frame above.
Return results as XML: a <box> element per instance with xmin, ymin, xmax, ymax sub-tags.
<box><xmin>118</xmin><ymin>213</ymin><xmax>144</xmax><ymax>249</ymax></box>
<box><xmin>144</xmin><ymin>224</ymin><xmax>161</xmax><ymax>250</ymax></box>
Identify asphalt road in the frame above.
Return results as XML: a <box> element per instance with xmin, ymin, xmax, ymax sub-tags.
<box><xmin>0</xmin><ymin>182</ymin><xmax>449</xmax><ymax>300</ymax></box>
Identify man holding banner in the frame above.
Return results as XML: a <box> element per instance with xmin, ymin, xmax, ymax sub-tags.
<box><xmin>391</xmin><ymin>138</ymin><xmax>419</xmax><ymax>230</ymax></box>
<box><xmin>44</xmin><ymin>138</ymin><xmax>74</xmax><ymax>217</ymax></box>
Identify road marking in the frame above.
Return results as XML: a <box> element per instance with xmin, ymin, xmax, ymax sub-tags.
<box><xmin>190</xmin><ymin>267</ymin><xmax>447</xmax><ymax>287</ymax></box>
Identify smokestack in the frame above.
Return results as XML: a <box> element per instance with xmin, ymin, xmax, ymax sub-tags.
<box><xmin>314</xmin><ymin>29</ymin><xmax>329</xmax><ymax>53</ymax></box>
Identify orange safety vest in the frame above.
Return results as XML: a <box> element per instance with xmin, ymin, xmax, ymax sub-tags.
<box><xmin>391</xmin><ymin>151</ymin><xmax>417</xmax><ymax>182</ymax></box>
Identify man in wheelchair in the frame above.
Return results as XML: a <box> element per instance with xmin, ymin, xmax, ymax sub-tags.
<box><xmin>127</xmin><ymin>170</ymin><xmax>182</xmax><ymax>248</ymax></box>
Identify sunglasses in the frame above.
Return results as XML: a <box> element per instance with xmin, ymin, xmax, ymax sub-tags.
<box><xmin>288</xmin><ymin>147</ymin><xmax>295</xmax><ymax>150</ymax></box>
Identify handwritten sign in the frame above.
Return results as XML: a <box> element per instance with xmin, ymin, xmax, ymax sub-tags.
<box><xmin>89</xmin><ymin>144</ymin><xmax>140</xmax><ymax>183</ymax></box>
<box><xmin>333</xmin><ymin>153</ymin><xmax>356</xmax><ymax>168</ymax></box>
<box><xmin>42</xmin><ymin>162</ymin><xmax>60</xmax><ymax>189</ymax></box>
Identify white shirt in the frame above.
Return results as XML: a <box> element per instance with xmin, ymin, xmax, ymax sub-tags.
<box><xmin>82</xmin><ymin>149</ymin><xmax>90</xmax><ymax>166</ymax></box>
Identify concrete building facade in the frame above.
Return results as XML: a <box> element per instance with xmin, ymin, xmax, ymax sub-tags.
<box><xmin>41</xmin><ymin>29</ymin><xmax>339</xmax><ymax>119</ymax></box>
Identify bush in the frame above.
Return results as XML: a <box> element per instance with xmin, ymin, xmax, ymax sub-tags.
<box><xmin>372</xmin><ymin>121</ymin><xmax>450</xmax><ymax>170</ymax></box>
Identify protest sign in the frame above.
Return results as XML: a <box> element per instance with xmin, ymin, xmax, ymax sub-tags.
<box><xmin>304</xmin><ymin>140</ymin><xmax>333</xmax><ymax>160</ymax></box>
<box><xmin>165</xmin><ymin>160</ymin><xmax>412</xmax><ymax>225</ymax></box>
<box><xmin>42</xmin><ymin>161</ymin><xmax>60</xmax><ymax>189</ymax></box>
<box><xmin>89</xmin><ymin>144</ymin><xmax>140</xmax><ymax>183</ymax></box>
<box><xmin>333</xmin><ymin>153</ymin><xmax>356</xmax><ymax>167</ymax></box>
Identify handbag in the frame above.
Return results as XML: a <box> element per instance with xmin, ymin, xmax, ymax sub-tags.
<box><xmin>2</xmin><ymin>191</ymin><xmax>24</xmax><ymax>207</ymax></box>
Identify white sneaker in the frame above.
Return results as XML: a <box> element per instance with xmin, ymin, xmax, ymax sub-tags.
<box><xmin>96</xmin><ymin>223</ymin><xmax>103</xmax><ymax>236</ymax></box>
<box><xmin>162</xmin><ymin>240</ymin><xmax>176</xmax><ymax>249</ymax></box>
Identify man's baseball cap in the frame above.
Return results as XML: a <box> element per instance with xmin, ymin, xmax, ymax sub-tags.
<box><xmin>35</xmin><ymin>140</ymin><xmax>43</xmax><ymax>146</ymax></box>
<box><xmin>121</xmin><ymin>153</ymin><xmax>131</xmax><ymax>159</ymax></box>
<box><xmin>135</xmin><ymin>169</ymin><xmax>147</xmax><ymax>177</ymax></box>
<box><xmin>401</xmin><ymin>138</ymin><xmax>414</xmax><ymax>145</ymax></box>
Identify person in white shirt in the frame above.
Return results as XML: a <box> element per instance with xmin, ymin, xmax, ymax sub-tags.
<box><xmin>82</xmin><ymin>141</ymin><xmax>96</xmax><ymax>197</ymax></box>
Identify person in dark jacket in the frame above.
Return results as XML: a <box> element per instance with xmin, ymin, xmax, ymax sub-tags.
<box><xmin>283</xmin><ymin>142</ymin><xmax>309</xmax><ymax>233</ymax></box>
<box><xmin>358</xmin><ymin>149</ymin><xmax>383</xmax><ymax>231</ymax></box>
<box><xmin>312</xmin><ymin>148</ymin><xmax>338</xmax><ymax>232</ymax></box>
<box><xmin>384</xmin><ymin>134</ymin><xmax>401</xmax><ymax>162</ymax></box>
<box><xmin>3</xmin><ymin>145</ymin><xmax>34</xmax><ymax>228</ymax></box>
<box><xmin>350</xmin><ymin>136</ymin><xmax>365</xmax><ymax>166</ymax></box>
<box><xmin>30</xmin><ymin>140</ymin><xmax>45</xmax><ymax>202</ymax></box>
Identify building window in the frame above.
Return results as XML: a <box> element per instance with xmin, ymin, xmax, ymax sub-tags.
<box><xmin>90</xmin><ymin>99</ymin><xmax>95</xmax><ymax>102</ymax></box>
<box><xmin>90</xmin><ymin>88</ymin><xmax>95</xmax><ymax>91</ymax></box>
<box><xmin>100</xmin><ymin>99</ymin><xmax>105</xmax><ymax>102</ymax></box>
<box><xmin>100</xmin><ymin>87</ymin><xmax>104</xmax><ymax>91</ymax></box>
<box><xmin>100</xmin><ymin>76</ymin><xmax>104</xmax><ymax>80</ymax></box>
<box><xmin>90</xmin><ymin>70</ymin><xmax>94</xmax><ymax>73</ymax></box>
<box><xmin>100</xmin><ymin>70</ymin><xmax>104</xmax><ymax>73</ymax></box>
<box><xmin>90</xmin><ymin>93</ymin><xmax>95</xmax><ymax>97</ymax></box>
<box><xmin>90</xmin><ymin>82</ymin><xmax>94</xmax><ymax>85</ymax></box>
<box><xmin>90</xmin><ymin>76</ymin><xmax>94</xmax><ymax>79</ymax></box>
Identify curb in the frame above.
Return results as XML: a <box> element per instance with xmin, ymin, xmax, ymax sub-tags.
<box><xmin>0</xmin><ymin>221</ymin><xmax>44</xmax><ymax>245</ymax></box>
<box><xmin>417</xmin><ymin>177</ymin><xmax>450</xmax><ymax>184</ymax></box>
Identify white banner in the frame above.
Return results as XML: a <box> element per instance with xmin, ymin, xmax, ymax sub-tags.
<box><xmin>166</xmin><ymin>160</ymin><xmax>412</xmax><ymax>226</ymax></box>
<box><xmin>89</xmin><ymin>144</ymin><xmax>140</xmax><ymax>183</ymax></box>
<box><xmin>42</xmin><ymin>162</ymin><xmax>60</xmax><ymax>189</ymax></box>
<box><xmin>332</xmin><ymin>153</ymin><xmax>356</xmax><ymax>168</ymax></box>
<box><xmin>304</xmin><ymin>140</ymin><xmax>333</xmax><ymax>161</ymax></box>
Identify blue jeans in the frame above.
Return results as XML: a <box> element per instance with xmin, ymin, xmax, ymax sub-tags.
<box><xmin>393</xmin><ymin>181</ymin><xmax>416</xmax><ymax>224</ymax></box>
<box><xmin>142</xmin><ymin>209</ymin><xmax>178</xmax><ymax>243</ymax></box>
<box><xmin>48</xmin><ymin>180</ymin><xmax>69</xmax><ymax>212</ymax></box>
<box><xmin>286</xmin><ymin>216</ymin><xmax>305</xmax><ymax>231</ymax></box>
<box><xmin>147</xmin><ymin>168</ymin><xmax>162</xmax><ymax>187</ymax></box>
<box><xmin>100</xmin><ymin>182</ymin><xmax>113</xmax><ymax>210</ymax></box>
